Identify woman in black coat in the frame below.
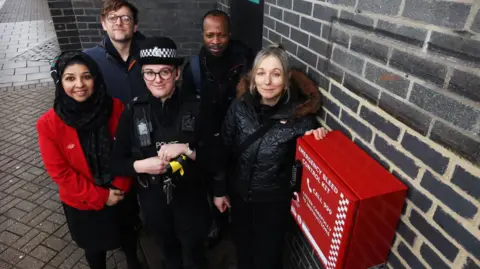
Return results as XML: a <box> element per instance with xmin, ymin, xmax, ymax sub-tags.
<box><xmin>213</xmin><ymin>44</ymin><xmax>328</xmax><ymax>269</ymax></box>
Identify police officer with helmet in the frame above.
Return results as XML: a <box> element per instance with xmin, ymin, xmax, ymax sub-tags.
<box><xmin>111</xmin><ymin>36</ymin><xmax>210</xmax><ymax>269</ymax></box>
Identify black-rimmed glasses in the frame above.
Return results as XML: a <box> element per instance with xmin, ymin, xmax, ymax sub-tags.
<box><xmin>106</xmin><ymin>14</ymin><xmax>133</xmax><ymax>24</ymax></box>
<box><xmin>142</xmin><ymin>68</ymin><xmax>175</xmax><ymax>81</ymax></box>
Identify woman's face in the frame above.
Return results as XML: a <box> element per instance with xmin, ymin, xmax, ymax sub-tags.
<box><xmin>142</xmin><ymin>64</ymin><xmax>181</xmax><ymax>100</ymax></box>
<box><xmin>61</xmin><ymin>64</ymin><xmax>94</xmax><ymax>102</ymax></box>
<box><xmin>254</xmin><ymin>55</ymin><xmax>286</xmax><ymax>104</ymax></box>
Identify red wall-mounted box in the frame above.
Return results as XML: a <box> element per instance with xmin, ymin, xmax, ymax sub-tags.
<box><xmin>290</xmin><ymin>131</ymin><xmax>407</xmax><ymax>269</ymax></box>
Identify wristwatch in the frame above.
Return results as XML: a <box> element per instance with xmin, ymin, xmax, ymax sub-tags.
<box><xmin>185</xmin><ymin>144</ymin><xmax>194</xmax><ymax>157</ymax></box>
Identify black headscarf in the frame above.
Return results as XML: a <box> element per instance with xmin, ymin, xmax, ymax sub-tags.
<box><xmin>51</xmin><ymin>51</ymin><xmax>114</xmax><ymax>187</ymax></box>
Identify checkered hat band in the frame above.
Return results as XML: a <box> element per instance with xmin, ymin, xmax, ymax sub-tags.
<box><xmin>140</xmin><ymin>47</ymin><xmax>177</xmax><ymax>59</ymax></box>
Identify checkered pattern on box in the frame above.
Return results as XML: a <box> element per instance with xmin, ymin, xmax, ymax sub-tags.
<box><xmin>326</xmin><ymin>193</ymin><xmax>349</xmax><ymax>269</ymax></box>
<box><xmin>140</xmin><ymin>47</ymin><xmax>177</xmax><ymax>58</ymax></box>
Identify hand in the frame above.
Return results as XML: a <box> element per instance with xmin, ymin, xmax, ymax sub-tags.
<box><xmin>214</xmin><ymin>196</ymin><xmax>231</xmax><ymax>213</ymax></box>
<box><xmin>134</xmin><ymin>157</ymin><xmax>169</xmax><ymax>175</ymax></box>
<box><xmin>106</xmin><ymin>189</ymin><xmax>124</xmax><ymax>206</ymax></box>
<box><xmin>305</xmin><ymin>127</ymin><xmax>329</xmax><ymax>140</ymax></box>
<box><xmin>157</xmin><ymin>143</ymin><xmax>188</xmax><ymax>161</ymax></box>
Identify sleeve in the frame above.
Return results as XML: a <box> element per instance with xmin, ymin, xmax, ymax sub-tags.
<box><xmin>213</xmin><ymin>100</ymin><xmax>240</xmax><ymax>197</ymax></box>
<box><xmin>180</xmin><ymin>61</ymin><xmax>198</xmax><ymax>98</ymax></box>
<box><xmin>36</xmin><ymin>117</ymin><xmax>109</xmax><ymax>210</ymax></box>
<box><xmin>111</xmin><ymin>105</ymin><xmax>137</xmax><ymax>177</ymax></box>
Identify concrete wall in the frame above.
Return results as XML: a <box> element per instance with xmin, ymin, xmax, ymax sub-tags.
<box><xmin>261</xmin><ymin>0</ymin><xmax>480</xmax><ymax>268</ymax></box>
<box><xmin>47</xmin><ymin>0</ymin><xmax>218</xmax><ymax>56</ymax></box>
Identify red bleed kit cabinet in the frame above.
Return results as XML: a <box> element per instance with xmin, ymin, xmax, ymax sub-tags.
<box><xmin>291</xmin><ymin>131</ymin><xmax>408</xmax><ymax>269</ymax></box>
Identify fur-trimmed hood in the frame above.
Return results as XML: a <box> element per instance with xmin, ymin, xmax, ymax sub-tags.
<box><xmin>236</xmin><ymin>69</ymin><xmax>322</xmax><ymax>118</ymax></box>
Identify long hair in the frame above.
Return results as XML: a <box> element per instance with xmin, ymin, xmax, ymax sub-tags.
<box><xmin>248</xmin><ymin>43</ymin><xmax>291</xmax><ymax>102</ymax></box>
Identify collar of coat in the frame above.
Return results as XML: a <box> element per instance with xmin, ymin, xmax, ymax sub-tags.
<box><xmin>236</xmin><ymin>69</ymin><xmax>322</xmax><ymax>119</ymax></box>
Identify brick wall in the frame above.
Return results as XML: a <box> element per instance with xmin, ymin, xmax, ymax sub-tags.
<box><xmin>218</xmin><ymin>0</ymin><xmax>230</xmax><ymax>14</ymax></box>
<box><xmin>47</xmin><ymin>0</ymin><xmax>218</xmax><ymax>56</ymax></box>
<box><xmin>260</xmin><ymin>0</ymin><xmax>480</xmax><ymax>268</ymax></box>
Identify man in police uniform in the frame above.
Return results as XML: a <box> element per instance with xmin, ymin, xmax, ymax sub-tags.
<box><xmin>111</xmin><ymin>37</ymin><xmax>209</xmax><ymax>269</ymax></box>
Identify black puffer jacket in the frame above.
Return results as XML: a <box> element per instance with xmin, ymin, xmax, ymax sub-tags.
<box><xmin>215</xmin><ymin>70</ymin><xmax>322</xmax><ymax>202</ymax></box>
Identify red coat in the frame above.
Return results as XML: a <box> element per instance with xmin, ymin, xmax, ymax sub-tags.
<box><xmin>37</xmin><ymin>98</ymin><xmax>132</xmax><ymax>211</ymax></box>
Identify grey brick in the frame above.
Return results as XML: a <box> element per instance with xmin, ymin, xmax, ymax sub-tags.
<box><xmin>403</xmin><ymin>0</ymin><xmax>471</xmax><ymax>29</ymax></box>
<box><xmin>289</xmin><ymin>28</ymin><xmax>307</xmax><ymax>47</ymax></box>
<box><xmin>290</xmin><ymin>55</ymin><xmax>307</xmax><ymax>72</ymax></box>
<box><xmin>355</xmin><ymin>138</ymin><xmax>390</xmax><ymax>169</ymax></box>
<box><xmin>429</xmin><ymin>32</ymin><xmax>480</xmax><ymax>64</ymax></box>
<box><xmin>343</xmin><ymin>73</ymin><xmax>380</xmax><ymax>105</ymax></box>
<box><xmin>49</xmin><ymin>9</ymin><xmax>62</xmax><ymax>17</ymax></box>
<box><xmin>401</xmin><ymin>132</ymin><xmax>449</xmax><ymax>174</ymax></box>
<box><xmin>448</xmin><ymin>69</ymin><xmax>480</xmax><ymax>103</ymax></box>
<box><xmin>433</xmin><ymin>208</ymin><xmax>479</xmax><ymax>260</ymax></box>
<box><xmin>397</xmin><ymin>220</ymin><xmax>416</xmax><ymax>247</ymax></box>
<box><xmin>332</xmin><ymin>47</ymin><xmax>364</xmax><ymax>75</ymax></box>
<box><xmin>300</xmin><ymin>17</ymin><xmax>321</xmax><ymax>36</ymax></box>
<box><xmin>278</xmin><ymin>0</ymin><xmax>293</xmax><ymax>9</ymax></box>
<box><xmin>77</xmin><ymin>16</ymin><xmax>98</xmax><ymax>23</ymax></box>
<box><xmin>409</xmin><ymin>209</ymin><xmax>459</xmax><ymax>262</ymax></box>
<box><xmin>307</xmin><ymin>68</ymin><xmax>329</xmax><ymax>90</ymax></box>
<box><xmin>410</xmin><ymin>83</ymin><xmax>480</xmax><ymax>132</ymax></box>
<box><xmin>270</xmin><ymin>5</ymin><xmax>283</xmax><ymax>20</ymax></box>
<box><xmin>365</xmin><ymin>63</ymin><xmax>409</xmax><ymax>98</ymax></box>
<box><xmin>30</xmin><ymin>245</ymin><xmax>57</xmax><ymax>263</ymax></box>
<box><xmin>376</xmin><ymin>20</ymin><xmax>426</xmax><ymax>47</ymax></box>
<box><xmin>293</xmin><ymin>0</ymin><xmax>313</xmax><ymax>16</ymax></box>
<box><xmin>281</xmin><ymin>37</ymin><xmax>298</xmax><ymax>55</ymax></box>
<box><xmin>268</xmin><ymin>30</ymin><xmax>282</xmax><ymax>43</ymax></box>
<box><xmin>327</xmin><ymin>0</ymin><xmax>355</xmax><ymax>7</ymax></box>
<box><xmin>430</xmin><ymin>121</ymin><xmax>480</xmax><ymax>165</ymax></box>
<box><xmin>308</xmin><ymin>36</ymin><xmax>328</xmax><ymax>57</ymax></box>
<box><xmin>327</xmin><ymin>62</ymin><xmax>344</xmax><ymax>83</ymax></box>
<box><xmin>387</xmin><ymin>251</ymin><xmax>407</xmax><ymax>269</ymax></box>
<box><xmin>340</xmin><ymin>10</ymin><xmax>374</xmax><ymax>28</ymax></box>
<box><xmin>326</xmin><ymin>114</ymin><xmax>352</xmax><ymax>139</ymax></box>
<box><xmin>284</xmin><ymin>11</ymin><xmax>300</xmax><ymax>27</ymax></box>
<box><xmin>374</xmin><ymin>135</ymin><xmax>418</xmax><ymax>178</ymax></box>
<box><xmin>327</xmin><ymin>26</ymin><xmax>349</xmax><ymax>47</ymax></box>
<box><xmin>313</xmin><ymin>4</ymin><xmax>338</xmax><ymax>22</ymax></box>
<box><xmin>264</xmin><ymin>15</ymin><xmax>275</xmax><ymax>29</ymax></box>
<box><xmin>341</xmin><ymin>111</ymin><xmax>373</xmax><ymax>142</ymax></box>
<box><xmin>52</xmin><ymin>15</ymin><xmax>76</xmax><ymax>24</ymax></box>
<box><xmin>42</xmin><ymin>236</ymin><xmax>68</xmax><ymax>252</ymax></box>
<box><xmin>451</xmin><ymin>166</ymin><xmax>479</xmax><ymax>200</ymax></box>
<box><xmin>360</xmin><ymin>106</ymin><xmax>400</xmax><ymax>140</ymax></box>
<box><xmin>275</xmin><ymin>21</ymin><xmax>290</xmax><ymax>37</ymax></box>
<box><xmin>472</xmin><ymin>10</ymin><xmax>480</xmax><ymax>33</ymax></box>
<box><xmin>421</xmin><ymin>171</ymin><xmax>477</xmax><ymax>219</ymax></box>
<box><xmin>297</xmin><ymin>46</ymin><xmax>317</xmax><ymax>68</ymax></box>
<box><xmin>48</xmin><ymin>2</ymin><xmax>72</xmax><ymax>9</ymax></box>
<box><xmin>464</xmin><ymin>257</ymin><xmax>480</xmax><ymax>269</ymax></box>
<box><xmin>358</xmin><ymin>0</ymin><xmax>402</xmax><ymax>15</ymax></box>
<box><xmin>420</xmin><ymin>243</ymin><xmax>450</xmax><ymax>269</ymax></box>
<box><xmin>323</xmin><ymin>95</ymin><xmax>340</xmax><ymax>117</ymax></box>
<box><xmin>350</xmin><ymin>35</ymin><xmax>389</xmax><ymax>63</ymax></box>
<box><xmin>390</xmin><ymin>50</ymin><xmax>447</xmax><ymax>86</ymax></box>
<box><xmin>331</xmin><ymin>84</ymin><xmax>359</xmax><ymax>112</ymax></box>
<box><xmin>317</xmin><ymin>56</ymin><xmax>327</xmax><ymax>71</ymax></box>
<box><xmin>397</xmin><ymin>242</ymin><xmax>427</xmax><ymax>269</ymax></box>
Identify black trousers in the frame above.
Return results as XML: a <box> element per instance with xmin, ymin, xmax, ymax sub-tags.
<box><xmin>84</xmin><ymin>230</ymin><xmax>139</xmax><ymax>269</ymax></box>
<box><xmin>138</xmin><ymin>183</ymin><xmax>210</xmax><ymax>269</ymax></box>
<box><xmin>231</xmin><ymin>196</ymin><xmax>291</xmax><ymax>269</ymax></box>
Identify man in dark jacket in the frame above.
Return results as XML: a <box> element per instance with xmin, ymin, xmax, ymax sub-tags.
<box><xmin>84</xmin><ymin>0</ymin><xmax>147</xmax><ymax>104</ymax></box>
<box><xmin>84</xmin><ymin>0</ymin><xmax>145</xmax><ymax>232</ymax></box>
<box><xmin>181</xmin><ymin>9</ymin><xmax>253</xmax><ymax>247</ymax></box>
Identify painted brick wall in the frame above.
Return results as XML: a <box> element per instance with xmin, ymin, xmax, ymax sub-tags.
<box><xmin>218</xmin><ymin>0</ymin><xmax>230</xmax><ymax>14</ymax></box>
<box><xmin>261</xmin><ymin>0</ymin><xmax>480</xmax><ymax>268</ymax></box>
<box><xmin>48</xmin><ymin>0</ymin><xmax>218</xmax><ymax>56</ymax></box>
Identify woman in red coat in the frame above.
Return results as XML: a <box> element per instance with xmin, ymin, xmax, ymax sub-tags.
<box><xmin>37</xmin><ymin>51</ymin><xmax>141</xmax><ymax>269</ymax></box>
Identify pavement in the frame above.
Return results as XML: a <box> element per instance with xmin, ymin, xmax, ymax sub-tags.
<box><xmin>0</xmin><ymin>0</ymin><xmax>60</xmax><ymax>89</ymax></box>
<box><xmin>0</xmin><ymin>0</ymin><xmax>237</xmax><ymax>268</ymax></box>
